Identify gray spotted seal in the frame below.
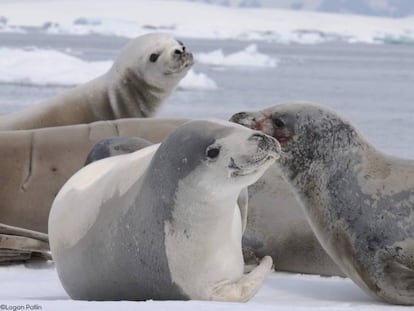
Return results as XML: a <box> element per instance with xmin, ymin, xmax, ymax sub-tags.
<box><xmin>48</xmin><ymin>120</ymin><xmax>280</xmax><ymax>301</ymax></box>
<box><xmin>232</xmin><ymin>102</ymin><xmax>414</xmax><ymax>305</ymax></box>
<box><xmin>0</xmin><ymin>33</ymin><xmax>193</xmax><ymax>130</ymax></box>
<box><xmin>230</xmin><ymin>105</ymin><xmax>343</xmax><ymax>276</ymax></box>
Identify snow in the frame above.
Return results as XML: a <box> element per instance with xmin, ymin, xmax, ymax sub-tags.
<box><xmin>196</xmin><ymin>44</ymin><xmax>278</xmax><ymax>68</ymax></box>
<box><xmin>179</xmin><ymin>69</ymin><xmax>218</xmax><ymax>90</ymax></box>
<box><xmin>0</xmin><ymin>263</ymin><xmax>402</xmax><ymax>310</ymax></box>
<box><xmin>1</xmin><ymin>0</ymin><xmax>414</xmax><ymax>44</ymax></box>
<box><xmin>0</xmin><ymin>48</ymin><xmax>217</xmax><ymax>91</ymax></box>
<box><xmin>0</xmin><ymin>48</ymin><xmax>112</xmax><ymax>86</ymax></box>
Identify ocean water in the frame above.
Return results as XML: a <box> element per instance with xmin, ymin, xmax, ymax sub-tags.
<box><xmin>0</xmin><ymin>33</ymin><xmax>413</xmax><ymax>159</ymax></box>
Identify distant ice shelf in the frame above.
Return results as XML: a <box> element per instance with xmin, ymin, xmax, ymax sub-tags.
<box><xmin>0</xmin><ymin>0</ymin><xmax>414</xmax><ymax>45</ymax></box>
<box><xmin>196</xmin><ymin>44</ymin><xmax>278</xmax><ymax>68</ymax></box>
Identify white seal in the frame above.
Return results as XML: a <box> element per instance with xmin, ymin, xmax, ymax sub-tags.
<box><xmin>49</xmin><ymin>120</ymin><xmax>280</xmax><ymax>301</ymax></box>
<box><xmin>0</xmin><ymin>33</ymin><xmax>193</xmax><ymax>130</ymax></box>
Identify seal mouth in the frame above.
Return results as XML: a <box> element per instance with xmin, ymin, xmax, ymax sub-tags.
<box><xmin>229</xmin><ymin>134</ymin><xmax>281</xmax><ymax>178</ymax></box>
<box><xmin>230</xmin><ymin>153</ymin><xmax>277</xmax><ymax>177</ymax></box>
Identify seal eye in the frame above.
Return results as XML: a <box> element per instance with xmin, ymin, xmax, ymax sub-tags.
<box><xmin>206</xmin><ymin>147</ymin><xmax>220</xmax><ymax>159</ymax></box>
<box><xmin>149</xmin><ymin>53</ymin><xmax>160</xmax><ymax>63</ymax></box>
<box><xmin>273</xmin><ymin>117</ymin><xmax>285</xmax><ymax>128</ymax></box>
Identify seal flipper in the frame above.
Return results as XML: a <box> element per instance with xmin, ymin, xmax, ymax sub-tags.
<box><xmin>85</xmin><ymin>136</ymin><xmax>152</xmax><ymax>165</ymax></box>
<box><xmin>209</xmin><ymin>256</ymin><xmax>272</xmax><ymax>302</ymax></box>
<box><xmin>380</xmin><ymin>256</ymin><xmax>414</xmax><ymax>304</ymax></box>
<box><xmin>385</xmin><ymin>260</ymin><xmax>414</xmax><ymax>291</ymax></box>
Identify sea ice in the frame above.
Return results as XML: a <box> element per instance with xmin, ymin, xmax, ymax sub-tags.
<box><xmin>196</xmin><ymin>44</ymin><xmax>278</xmax><ymax>68</ymax></box>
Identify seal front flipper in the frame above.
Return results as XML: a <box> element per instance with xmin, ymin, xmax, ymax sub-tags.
<box><xmin>385</xmin><ymin>260</ymin><xmax>414</xmax><ymax>290</ymax></box>
<box><xmin>210</xmin><ymin>256</ymin><xmax>273</xmax><ymax>302</ymax></box>
<box><xmin>85</xmin><ymin>136</ymin><xmax>152</xmax><ymax>165</ymax></box>
<box><xmin>378</xmin><ymin>244</ymin><xmax>414</xmax><ymax>304</ymax></box>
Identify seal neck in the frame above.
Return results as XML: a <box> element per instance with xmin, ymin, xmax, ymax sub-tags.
<box><xmin>105</xmin><ymin>69</ymin><xmax>167</xmax><ymax>119</ymax></box>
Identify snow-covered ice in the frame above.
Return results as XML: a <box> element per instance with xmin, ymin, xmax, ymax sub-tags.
<box><xmin>0</xmin><ymin>48</ymin><xmax>217</xmax><ymax>91</ymax></box>
<box><xmin>179</xmin><ymin>69</ymin><xmax>218</xmax><ymax>90</ymax></box>
<box><xmin>0</xmin><ymin>43</ymin><xmax>279</xmax><ymax>88</ymax></box>
<box><xmin>0</xmin><ymin>263</ymin><xmax>403</xmax><ymax>310</ymax></box>
<box><xmin>196</xmin><ymin>44</ymin><xmax>278</xmax><ymax>68</ymax></box>
<box><xmin>0</xmin><ymin>48</ymin><xmax>112</xmax><ymax>86</ymax></box>
<box><xmin>1</xmin><ymin>0</ymin><xmax>414</xmax><ymax>44</ymax></box>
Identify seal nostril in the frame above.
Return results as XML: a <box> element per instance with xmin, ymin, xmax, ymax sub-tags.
<box><xmin>249</xmin><ymin>133</ymin><xmax>264</xmax><ymax>140</ymax></box>
<box><xmin>249</xmin><ymin>133</ymin><xmax>279</xmax><ymax>153</ymax></box>
<box><xmin>230</xmin><ymin>112</ymin><xmax>248</xmax><ymax>123</ymax></box>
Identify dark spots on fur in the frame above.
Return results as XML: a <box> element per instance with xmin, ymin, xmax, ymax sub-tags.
<box><xmin>367</xmin><ymin>234</ymin><xmax>384</xmax><ymax>252</ymax></box>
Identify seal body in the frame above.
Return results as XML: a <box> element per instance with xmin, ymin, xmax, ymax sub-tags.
<box><xmin>49</xmin><ymin>120</ymin><xmax>280</xmax><ymax>301</ymax></box>
<box><xmin>232</xmin><ymin>102</ymin><xmax>414</xmax><ymax>305</ymax></box>
<box><xmin>0</xmin><ymin>118</ymin><xmax>186</xmax><ymax>233</ymax></box>
<box><xmin>230</xmin><ymin>106</ymin><xmax>343</xmax><ymax>276</ymax></box>
<box><xmin>0</xmin><ymin>33</ymin><xmax>193</xmax><ymax>130</ymax></box>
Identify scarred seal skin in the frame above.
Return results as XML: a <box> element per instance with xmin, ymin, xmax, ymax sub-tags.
<box><xmin>0</xmin><ymin>118</ymin><xmax>187</xmax><ymax>233</ymax></box>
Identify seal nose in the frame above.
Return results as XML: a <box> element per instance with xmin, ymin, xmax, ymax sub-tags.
<box><xmin>249</xmin><ymin>133</ymin><xmax>281</xmax><ymax>155</ymax></box>
<box><xmin>230</xmin><ymin>112</ymin><xmax>248</xmax><ymax>124</ymax></box>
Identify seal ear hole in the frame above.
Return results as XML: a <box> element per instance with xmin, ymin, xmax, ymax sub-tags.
<box><xmin>273</xmin><ymin>117</ymin><xmax>286</xmax><ymax>128</ymax></box>
<box><xmin>206</xmin><ymin>145</ymin><xmax>221</xmax><ymax>160</ymax></box>
<box><xmin>149</xmin><ymin>53</ymin><xmax>160</xmax><ymax>63</ymax></box>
